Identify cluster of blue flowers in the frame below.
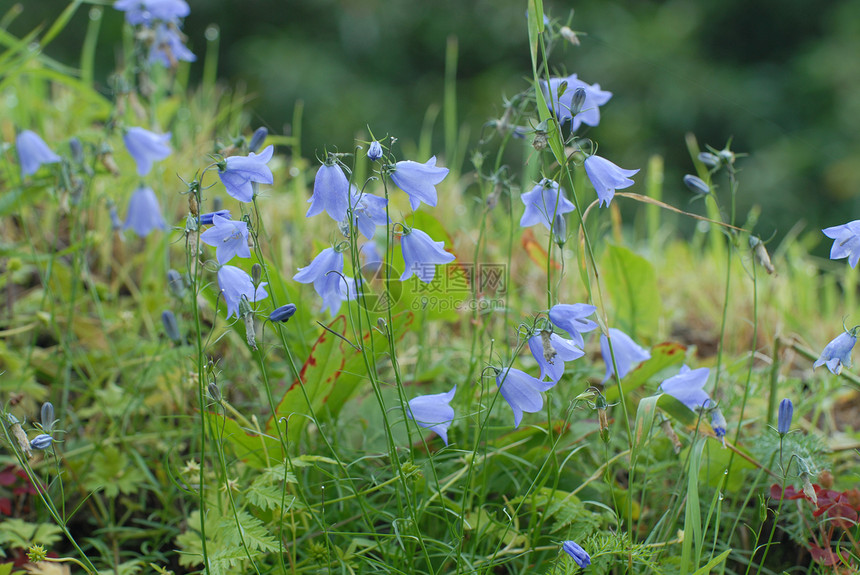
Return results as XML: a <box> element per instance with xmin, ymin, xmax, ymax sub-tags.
<box><xmin>115</xmin><ymin>0</ymin><xmax>195</xmax><ymax>68</ymax></box>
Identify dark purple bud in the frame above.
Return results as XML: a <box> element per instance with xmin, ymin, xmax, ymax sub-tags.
<box><xmin>570</xmin><ymin>87</ymin><xmax>587</xmax><ymax>116</ymax></box>
<box><xmin>778</xmin><ymin>398</ymin><xmax>793</xmax><ymax>435</ymax></box>
<box><xmin>683</xmin><ymin>174</ymin><xmax>710</xmax><ymax>195</ymax></box>
<box><xmin>248</xmin><ymin>127</ymin><xmax>268</xmax><ymax>154</ymax></box>
<box><xmin>270</xmin><ymin>303</ymin><xmax>297</xmax><ymax>323</ymax></box>
<box><xmin>161</xmin><ymin>310</ymin><xmax>182</xmax><ymax>343</ymax></box>
<box><xmin>199</xmin><ymin>209</ymin><xmax>232</xmax><ymax>226</ymax></box>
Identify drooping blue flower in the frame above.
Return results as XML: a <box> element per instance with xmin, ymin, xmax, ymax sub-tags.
<box><xmin>562</xmin><ymin>540</ymin><xmax>591</xmax><ymax>569</ymax></box>
<box><xmin>30</xmin><ymin>434</ymin><xmax>54</xmax><ymax>450</ymax></box>
<box><xmin>307</xmin><ymin>161</ymin><xmax>350</xmax><ymax>222</ymax></box>
<box><xmin>270</xmin><ymin>303</ymin><xmax>297</xmax><ymax>323</ymax></box>
<box><xmin>389</xmin><ymin>156</ymin><xmax>449</xmax><ymax>210</ymax></box>
<box><xmin>584</xmin><ymin>154</ymin><xmax>638</xmax><ymax>207</ymax></box>
<box><xmin>548</xmin><ymin>303</ymin><xmax>597</xmax><ymax>348</ymax></box>
<box><xmin>542</xmin><ymin>74</ymin><xmax>612</xmax><ymax>131</ymax></box>
<box><xmin>519</xmin><ymin>179</ymin><xmax>575</xmax><ymax>230</ymax></box>
<box><xmin>407</xmin><ymin>385</ymin><xmax>456</xmax><ymax>446</ymax></box>
<box><xmin>114</xmin><ymin>0</ymin><xmax>190</xmax><ymax>26</ymax></box>
<box><xmin>710</xmin><ymin>406</ymin><xmax>727</xmax><ymax>444</ymax></box>
<box><xmin>600</xmin><ymin>328</ymin><xmax>651</xmax><ymax>382</ymax></box>
<box><xmin>16</xmin><ymin>130</ymin><xmax>62</xmax><ymax>177</ymax></box>
<box><xmin>217</xmin><ymin>265</ymin><xmax>268</xmax><ymax>319</ymax></box>
<box><xmin>822</xmin><ymin>221</ymin><xmax>860</xmax><ymax>268</ymax></box>
<box><xmin>496</xmin><ymin>367</ymin><xmax>555</xmax><ymax>428</ymax></box>
<box><xmin>149</xmin><ymin>22</ymin><xmax>196</xmax><ymax>67</ymax></box>
<box><xmin>293</xmin><ymin>247</ymin><xmax>356</xmax><ymax>316</ymax></box>
<box><xmin>813</xmin><ymin>331</ymin><xmax>857</xmax><ymax>375</ymax></box>
<box><xmin>351</xmin><ymin>188</ymin><xmax>389</xmax><ymax>239</ymax></box>
<box><xmin>528</xmin><ymin>330</ymin><xmax>584</xmax><ymax>382</ymax></box>
<box><xmin>123</xmin><ymin>127</ymin><xmax>172</xmax><ymax>176</ymax></box>
<box><xmin>199</xmin><ymin>209</ymin><xmax>232</xmax><ymax>226</ymax></box>
<box><xmin>659</xmin><ymin>365</ymin><xmax>712</xmax><ymax>411</ymax></box>
<box><xmin>399</xmin><ymin>227</ymin><xmax>455</xmax><ymax>283</ymax></box>
<box><xmin>218</xmin><ymin>145</ymin><xmax>274</xmax><ymax>203</ymax></box>
<box><xmin>778</xmin><ymin>398</ymin><xmax>793</xmax><ymax>435</ymax></box>
<box><xmin>124</xmin><ymin>186</ymin><xmax>167</xmax><ymax>236</ymax></box>
<box><xmin>199</xmin><ymin>214</ymin><xmax>250</xmax><ymax>265</ymax></box>
<box><xmin>367</xmin><ymin>140</ymin><xmax>383</xmax><ymax>161</ymax></box>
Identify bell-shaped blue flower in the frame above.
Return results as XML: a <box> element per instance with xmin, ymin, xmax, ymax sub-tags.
<box><xmin>584</xmin><ymin>155</ymin><xmax>638</xmax><ymax>207</ymax></box>
<box><xmin>123</xmin><ymin>127</ymin><xmax>171</xmax><ymax>176</ymax></box>
<box><xmin>659</xmin><ymin>365</ymin><xmax>712</xmax><ymax>411</ymax></box>
<box><xmin>200</xmin><ymin>214</ymin><xmax>250</xmax><ymax>265</ymax></box>
<box><xmin>407</xmin><ymin>385</ymin><xmax>456</xmax><ymax>446</ymax></box>
<box><xmin>528</xmin><ymin>330</ymin><xmax>584</xmax><ymax>382</ymax></box>
<box><xmin>389</xmin><ymin>156</ymin><xmax>449</xmax><ymax>210</ymax></box>
<box><xmin>307</xmin><ymin>162</ymin><xmax>350</xmax><ymax>222</ymax></box>
<box><xmin>124</xmin><ymin>186</ymin><xmax>167</xmax><ymax>236</ymax></box>
<box><xmin>548</xmin><ymin>303</ymin><xmax>597</xmax><ymax>348</ymax></box>
<box><xmin>399</xmin><ymin>227</ymin><xmax>455</xmax><ymax>283</ymax></box>
<box><xmin>293</xmin><ymin>247</ymin><xmax>356</xmax><ymax>316</ymax></box>
<box><xmin>777</xmin><ymin>398</ymin><xmax>793</xmax><ymax>435</ymax></box>
<box><xmin>115</xmin><ymin>0</ymin><xmax>190</xmax><ymax>26</ymax></box>
<box><xmin>351</xmin><ymin>188</ymin><xmax>389</xmax><ymax>239</ymax></box>
<box><xmin>367</xmin><ymin>140</ymin><xmax>383</xmax><ymax>161</ymax></box>
<box><xmin>496</xmin><ymin>368</ymin><xmax>555</xmax><ymax>428</ymax></box>
<box><xmin>600</xmin><ymin>328</ymin><xmax>651</xmax><ymax>382</ymax></box>
<box><xmin>562</xmin><ymin>540</ymin><xmax>591</xmax><ymax>569</ymax></box>
<box><xmin>542</xmin><ymin>73</ymin><xmax>612</xmax><ymax>131</ymax></box>
<box><xmin>813</xmin><ymin>331</ymin><xmax>857</xmax><ymax>375</ymax></box>
<box><xmin>519</xmin><ymin>179</ymin><xmax>575</xmax><ymax>230</ymax></box>
<box><xmin>218</xmin><ymin>145</ymin><xmax>274</xmax><ymax>203</ymax></box>
<box><xmin>217</xmin><ymin>265</ymin><xmax>268</xmax><ymax>319</ymax></box>
<box><xmin>822</xmin><ymin>221</ymin><xmax>860</xmax><ymax>268</ymax></box>
<box><xmin>16</xmin><ymin>130</ymin><xmax>62</xmax><ymax>177</ymax></box>
<box><xmin>149</xmin><ymin>23</ymin><xmax>196</xmax><ymax>67</ymax></box>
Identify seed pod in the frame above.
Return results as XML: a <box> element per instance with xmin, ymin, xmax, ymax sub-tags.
<box><xmin>750</xmin><ymin>236</ymin><xmax>775</xmax><ymax>275</ymax></box>
<box><xmin>8</xmin><ymin>414</ymin><xmax>32</xmax><ymax>459</ymax></box>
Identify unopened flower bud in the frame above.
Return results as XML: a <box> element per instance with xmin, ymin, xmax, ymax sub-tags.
<box><xmin>570</xmin><ymin>87</ymin><xmax>587</xmax><ymax>116</ymax></box>
<box><xmin>697</xmin><ymin>152</ymin><xmax>719</xmax><ymax>167</ymax></box>
<box><xmin>367</xmin><ymin>140</ymin><xmax>383</xmax><ymax>161</ymax></box>
<box><xmin>198</xmin><ymin>210</ymin><xmax>231</xmax><ymax>226</ymax></box>
<box><xmin>270</xmin><ymin>304</ymin><xmax>297</xmax><ymax>323</ymax></box>
<box><xmin>749</xmin><ymin>236</ymin><xmax>775</xmax><ymax>275</ymax></box>
<box><xmin>683</xmin><ymin>174</ymin><xmax>710</xmax><ymax>195</ymax></box>
<box><xmin>8</xmin><ymin>414</ymin><xmax>32</xmax><ymax>459</ymax></box>
<box><xmin>239</xmin><ymin>297</ymin><xmax>257</xmax><ymax>350</ymax></box>
<box><xmin>553</xmin><ymin>214</ymin><xmax>567</xmax><ymax>247</ymax></box>
<box><xmin>208</xmin><ymin>382</ymin><xmax>221</xmax><ymax>402</ymax></box>
<box><xmin>251</xmin><ymin>263</ymin><xmax>263</xmax><ymax>286</ymax></box>
<box><xmin>556</xmin><ymin>81</ymin><xmax>569</xmax><ymax>98</ymax></box>
<box><xmin>69</xmin><ymin>137</ymin><xmax>84</xmax><ymax>165</ymax></box>
<box><xmin>40</xmin><ymin>402</ymin><xmax>54</xmax><ymax>433</ymax></box>
<box><xmin>560</xmin><ymin>26</ymin><xmax>580</xmax><ymax>45</ymax></box>
<box><xmin>248</xmin><ymin>127</ymin><xmax>268</xmax><ymax>154</ymax></box>
<box><xmin>167</xmin><ymin>269</ymin><xmax>186</xmax><ymax>299</ymax></box>
<box><xmin>595</xmin><ymin>393</ymin><xmax>610</xmax><ymax>443</ymax></box>
<box><xmin>777</xmin><ymin>398</ymin><xmax>793</xmax><ymax>435</ymax></box>
<box><xmin>30</xmin><ymin>434</ymin><xmax>53</xmax><ymax>450</ymax></box>
<box><xmin>161</xmin><ymin>310</ymin><xmax>182</xmax><ymax>343</ymax></box>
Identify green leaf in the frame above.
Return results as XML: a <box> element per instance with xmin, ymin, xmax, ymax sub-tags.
<box><xmin>0</xmin><ymin>519</ymin><xmax>62</xmax><ymax>549</ymax></box>
<box><xmin>691</xmin><ymin>548</ymin><xmax>731</xmax><ymax>574</ymax></box>
<box><xmin>217</xmin><ymin>511</ymin><xmax>279</xmax><ymax>553</ymax></box>
<box><xmin>631</xmin><ymin>395</ymin><xmax>660</xmax><ymax>467</ymax></box>
<box><xmin>207</xmin><ymin>411</ymin><xmax>282</xmax><ymax>469</ymax></box>
<box><xmin>81</xmin><ymin>445</ymin><xmax>146</xmax><ymax>497</ymax></box>
<box><xmin>602</xmin><ymin>244</ymin><xmax>662</xmax><ymax>338</ymax></box>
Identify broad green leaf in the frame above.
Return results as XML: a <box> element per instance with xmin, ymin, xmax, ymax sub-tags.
<box><xmin>602</xmin><ymin>244</ymin><xmax>661</xmax><ymax>338</ymax></box>
<box><xmin>208</xmin><ymin>411</ymin><xmax>282</xmax><ymax>469</ymax></box>
<box><xmin>631</xmin><ymin>394</ymin><xmax>660</xmax><ymax>467</ymax></box>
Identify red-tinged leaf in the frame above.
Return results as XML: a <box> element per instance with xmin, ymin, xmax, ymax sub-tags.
<box><xmin>521</xmin><ymin>228</ymin><xmax>561</xmax><ymax>271</ymax></box>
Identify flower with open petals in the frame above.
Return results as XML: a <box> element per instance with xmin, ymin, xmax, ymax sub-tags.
<box><xmin>115</xmin><ymin>0</ymin><xmax>190</xmax><ymax>25</ymax></box>
<box><xmin>542</xmin><ymin>74</ymin><xmax>612</xmax><ymax>131</ymax></box>
<box><xmin>16</xmin><ymin>130</ymin><xmax>62</xmax><ymax>177</ymax></box>
<box><xmin>123</xmin><ymin>127</ymin><xmax>171</xmax><ymax>176</ymax></box>
<box><xmin>584</xmin><ymin>155</ymin><xmax>638</xmax><ymax>207</ymax></box>
<box><xmin>218</xmin><ymin>145</ymin><xmax>274</xmax><ymax>203</ymax></box>
<box><xmin>519</xmin><ymin>179</ymin><xmax>575</xmax><ymax>230</ymax></box>
<box><xmin>294</xmin><ymin>247</ymin><xmax>356</xmax><ymax>316</ymax></box>
<box><xmin>307</xmin><ymin>162</ymin><xmax>350</xmax><ymax>222</ymax></box>
<box><xmin>407</xmin><ymin>385</ymin><xmax>456</xmax><ymax>446</ymax></box>
<box><xmin>822</xmin><ymin>221</ymin><xmax>860</xmax><ymax>268</ymax></box>
<box><xmin>351</xmin><ymin>188</ymin><xmax>389</xmax><ymax>239</ymax></box>
<box><xmin>600</xmin><ymin>328</ymin><xmax>651</xmax><ymax>382</ymax></box>
<box><xmin>124</xmin><ymin>186</ymin><xmax>167</xmax><ymax>236</ymax></box>
<box><xmin>813</xmin><ymin>331</ymin><xmax>857</xmax><ymax>375</ymax></box>
<box><xmin>659</xmin><ymin>365</ymin><xmax>712</xmax><ymax>411</ymax></box>
<box><xmin>149</xmin><ymin>22</ymin><xmax>196</xmax><ymax>67</ymax></box>
<box><xmin>400</xmin><ymin>227</ymin><xmax>455</xmax><ymax>283</ymax></box>
<box><xmin>200</xmin><ymin>214</ymin><xmax>250</xmax><ymax>265</ymax></box>
<box><xmin>562</xmin><ymin>540</ymin><xmax>591</xmax><ymax>569</ymax></box>
<box><xmin>548</xmin><ymin>303</ymin><xmax>597</xmax><ymax>348</ymax></box>
<box><xmin>528</xmin><ymin>330</ymin><xmax>584</xmax><ymax>382</ymax></box>
<box><xmin>217</xmin><ymin>265</ymin><xmax>268</xmax><ymax>319</ymax></box>
<box><xmin>389</xmin><ymin>156</ymin><xmax>449</xmax><ymax>210</ymax></box>
<box><xmin>496</xmin><ymin>368</ymin><xmax>555</xmax><ymax>428</ymax></box>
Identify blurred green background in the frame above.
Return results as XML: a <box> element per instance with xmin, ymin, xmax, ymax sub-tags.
<box><xmin>10</xmin><ymin>0</ymin><xmax>860</xmax><ymax>246</ymax></box>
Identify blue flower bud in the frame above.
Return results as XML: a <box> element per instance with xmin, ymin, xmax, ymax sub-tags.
<box><xmin>248</xmin><ymin>127</ymin><xmax>268</xmax><ymax>154</ymax></box>
<box><xmin>199</xmin><ymin>209</ymin><xmax>232</xmax><ymax>226</ymax></box>
<box><xmin>40</xmin><ymin>402</ymin><xmax>54</xmax><ymax>433</ymax></box>
<box><xmin>208</xmin><ymin>382</ymin><xmax>222</xmax><ymax>402</ymax></box>
<box><xmin>367</xmin><ymin>140</ymin><xmax>383</xmax><ymax>161</ymax></box>
<box><xmin>570</xmin><ymin>87</ymin><xmax>587</xmax><ymax>116</ymax></box>
<box><xmin>270</xmin><ymin>304</ymin><xmax>297</xmax><ymax>323</ymax></box>
<box><xmin>553</xmin><ymin>214</ymin><xmax>567</xmax><ymax>247</ymax></box>
<box><xmin>697</xmin><ymin>152</ymin><xmax>720</xmax><ymax>167</ymax></box>
<box><xmin>683</xmin><ymin>174</ymin><xmax>710</xmax><ymax>195</ymax></box>
<box><xmin>69</xmin><ymin>137</ymin><xmax>84</xmax><ymax>165</ymax></box>
<box><xmin>161</xmin><ymin>310</ymin><xmax>182</xmax><ymax>343</ymax></box>
<box><xmin>778</xmin><ymin>398</ymin><xmax>793</xmax><ymax>435</ymax></box>
<box><xmin>167</xmin><ymin>269</ymin><xmax>186</xmax><ymax>299</ymax></box>
<box><xmin>251</xmin><ymin>263</ymin><xmax>263</xmax><ymax>287</ymax></box>
<box><xmin>30</xmin><ymin>434</ymin><xmax>53</xmax><ymax>450</ymax></box>
<box><xmin>562</xmin><ymin>540</ymin><xmax>591</xmax><ymax>568</ymax></box>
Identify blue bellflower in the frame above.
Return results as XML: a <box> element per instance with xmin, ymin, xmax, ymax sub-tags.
<box><xmin>777</xmin><ymin>398</ymin><xmax>793</xmax><ymax>435</ymax></box>
<box><xmin>562</xmin><ymin>540</ymin><xmax>591</xmax><ymax>569</ymax></box>
<box><xmin>496</xmin><ymin>368</ymin><xmax>555</xmax><ymax>428</ymax></box>
<box><xmin>16</xmin><ymin>130</ymin><xmax>62</xmax><ymax>177</ymax></box>
<box><xmin>528</xmin><ymin>330</ymin><xmax>585</xmax><ymax>382</ymax></box>
<box><xmin>813</xmin><ymin>331</ymin><xmax>857</xmax><ymax>375</ymax></box>
<box><xmin>600</xmin><ymin>328</ymin><xmax>651</xmax><ymax>382</ymax></box>
<box><xmin>548</xmin><ymin>303</ymin><xmax>598</xmax><ymax>348</ymax></box>
<box><xmin>200</xmin><ymin>214</ymin><xmax>251</xmax><ymax>265</ymax></box>
<box><xmin>217</xmin><ymin>265</ymin><xmax>268</xmax><ymax>319</ymax></box>
<box><xmin>124</xmin><ymin>186</ymin><xmax>167</xmax><ymax>236</ymax></box>
<box><xmin>399</xmin><ymin>227</ymin><xmax>456</xmax><ymax>283</ymax></box>
<box><xmin>351</xmin><ymin>188</ymin><xmax>389</xmax><ymax>239</ymax></box>
<box><xmin>307</xmin><ymin>162</ymin><xmax>350</xmax><ymax>222</ymax></box>
<box><xmin>407</xmin><ymin>385</ymin><xmax>456</xmax><ymax>446</ymax></box>
<box><xmin>822</xmin><ymin>221</ymin><xmax>860</xmax><ymax>268</ymax></box>
<box><xmin>219</xmin><ymin>145</ymin><xmax>274</xmax><ymax>203</ymax></box>
<box><xmin>149</xmin><ymin>22</ymin><xmax>196</xmax><ymax>67</ymax></box>
<box><xmin>123</xmin><ymin>127</ymin><xmax>172</xmax><ymax>176</ymax></box>
<box><xmin>519</xmin><ymin>179</ymin><xmax>575</xmax><ymax>230</ymax></box>
<box><xmin>293</xmin><ymin>247</ymin><xmax>357</xmax><ymax>316</ymax></box>
<box><xmin>114</xmin><ymin>0</ymin><xmax>190</xmax><ymax>26</ymax></box>
<box><xmin>542</xmin><ymin>74</ymin><xmax>612</xmax><ymax>131</ymax></box>
<box><xmin>584</xmin><ymin>155</ymin><xmax>638</xmax><ymax>207</ymax></box>
<box><xmin>659</xmin><ymin>365</ymin><xmax>712</xmax><ymax>411</ymax></box>
<box><xmin>389</xmin><ymin>156</ymin><xmax>449</xmax><ymax>210</ymax></box>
